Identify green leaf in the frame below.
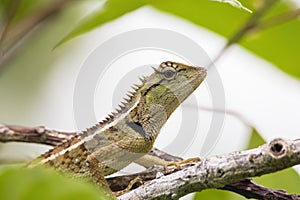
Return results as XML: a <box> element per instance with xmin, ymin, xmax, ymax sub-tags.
<box><xmin>246</xmin><ymin>128</ymin><xmax>265</xmax><ymax>149</ymax></box>
<box><xmin>253</xmin><ymin>168</ymin><xmax>300</xmax><ymax>195</ymax></box>
<box><xmin>152</xmin><ymin>0</ymin><xmax>250</xmax><ymax>38</ymax></box>
<box><xmin>211</xmin><ymin>0</ymin><xmax>253</xmax><ymax>13</ymax></box>
<box><xmin>0</xmin><ymin>166</ymin><xmax>108</xmax><ymax>200</ymax></box>
<box><xmin>151</xmin><ymin>0</ymin><xmax>300</xmax><ymax>79</ymax></box>
<box><xmin>57</xmin><ymin>0</ymin><xmax>158</xmax><ymax>47</ymax></box>
<box><xmin>193</xmin><ymin>189</ymin><xmax>244</xmax><ymax>200</ymax></box>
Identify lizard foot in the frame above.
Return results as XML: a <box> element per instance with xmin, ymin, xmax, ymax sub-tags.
<box><xmin>166</xmin><ymin>157</ymin><xmax>201</xmax><ymax>169</ymax></box>
<box><xmin>114</xmin><ymin>177</ymin><xmax>143</xmax><ymax>196</ymax></box>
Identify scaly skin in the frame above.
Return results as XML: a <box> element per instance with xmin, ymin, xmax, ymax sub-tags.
<box><xmin>27</xmin><ymin>61</ymin><xmax>207</xmax><ymax>196</ymax></box>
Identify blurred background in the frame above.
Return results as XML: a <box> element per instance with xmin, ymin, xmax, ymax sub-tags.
<box><xmin>1</xmin><ymin>0</ymin><xmax>300</xmax><ymax>199</ymax></box>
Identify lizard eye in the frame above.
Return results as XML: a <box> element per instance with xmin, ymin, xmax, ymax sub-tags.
<box><xmin>162</xmin><ymin>67</ymin><xmax>176</xmax><ymax>80</ymax></box>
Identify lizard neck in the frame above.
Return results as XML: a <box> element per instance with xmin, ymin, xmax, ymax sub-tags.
<box><xmin>126</xmin><ymin>89</ymin><xmax>180</xmax><ymax>142</ymax></box>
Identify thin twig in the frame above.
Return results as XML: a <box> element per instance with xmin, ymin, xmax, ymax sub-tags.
<box><xmin>0</xmin><ymin>124</ymin><xmax>76</xmax><ymax>146</ymax></box>
<box><xmin>184</xmin><ymin>104</ymin><xmax>254</xmax><ymax>128</ymax></box>
<box><xmin>210</xmin><ymin>0</ymin><xmax>280</xmax><ymax>66</ymax></box>
<box><xmin>256</xmin><ymin>8</ymin><xmax>300</xmax><ymax>30</ymax></box>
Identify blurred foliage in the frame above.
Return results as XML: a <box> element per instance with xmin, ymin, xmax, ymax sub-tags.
<box><xmin>2</xmin><ymin>0</ymin><xmax>300</xmax><ymax>77</ymax></box>
<box><xmin>194</xmin><ymin>189</ymin><xmax>244</xmax><ymax>200</ymax></box>
<box><xmin>0</xmin><ymin>0</ymin><xmax>86</xmax><ymax>123</ymax></box>
<box><xmin>57</xmin><ymin>0</ymin><xmax>300</xmax><ymax>79</ymax></box>
<box><xmin>1</xmin><ymin>0</ymin><xmax>300</xmax><ymax>199</ymax></box>
<box><xmin>0</xmin><ymin>166</ymin><xmax>108</xmax><ymax>200</ymax></box>
<box><xmin>2</xmin><ymin>0</ymin><xmax>51</xmax><ymax>23</ymax></box>
<box><xmin>57</xmin><ymin>0</ymin><xmax>159</xmax><ymax>46</ymax></box>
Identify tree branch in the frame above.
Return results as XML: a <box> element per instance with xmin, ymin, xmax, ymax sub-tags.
<box><xmin>1</xmin><ymin>124</ymin><xmax>299</xmax><ymax>199</ymax></box>
<box><xmin>118</xmin><ymin>138</ymin><xmax>300</xmax><ymax>199</ymax></box>
<box><xmin>223</xmin><ymin>179</ymin><xmax>300</xmax><ymax>200</ymax></box>
<box><xmin>0</xmin><ymin>124</ymin><xmax>76</xmax><ymax>146</ymax></box>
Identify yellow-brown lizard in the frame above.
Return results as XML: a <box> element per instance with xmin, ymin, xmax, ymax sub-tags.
<box><xmin>27</xmin><ymin>61</ymin><xmax>207</xmax><ymax>198</ymax></box>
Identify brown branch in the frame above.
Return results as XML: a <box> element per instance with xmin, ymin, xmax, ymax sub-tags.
<box><xmin>109</xmin><ymin>147</ymin><xmax>300</xmax><ymax>200</ymax></box>
<box><xmin>0</xmin><ymin>124</ymin><xmax>76</xmax><ymax>146</ymax></box>
<box><xmin>119</xmin><ymin>138</ymin><xmax>300</xmax><ymax>199</ymax></box>
<box><xmin>108</xmin><ymin>166</ymin><xmax>300</xmax><ymax>200</ymax></box>
<box><xmin>223</xmin><ymin>179</ymin><xmax>300</xmax><ymax>200</ymax></box>
<box><xmin>0</xmin><ymin>124</ymin><xmax>299</xmax><ymax>199</ymax></box>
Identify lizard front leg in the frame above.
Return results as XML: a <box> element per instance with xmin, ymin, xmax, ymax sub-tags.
<box><xmin>135</xmin><ymin>154</ymin><xmax>171</xmax><ymax>167</ymax></box>
<box><xmin>135</xmin><ymin>153</ymin><xmax>200</xmax><ymax>169</ymax></box>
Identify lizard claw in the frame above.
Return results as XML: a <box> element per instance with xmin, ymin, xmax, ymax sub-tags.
<box><xmin>166</xmin><ymin>157</ymin><xmax>201</xmax><ymax>170</ymax></box>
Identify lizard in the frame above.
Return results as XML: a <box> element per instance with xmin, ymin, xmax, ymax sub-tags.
<box><xmin>27</xmin><ymin>61</ymin><xmax>207</xmax><ymax>198</ymax></box>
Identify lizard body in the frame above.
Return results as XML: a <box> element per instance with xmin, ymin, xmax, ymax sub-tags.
<box><xmin>27</xmin><ymin>61</ymin><xmax>207</xmax><ymax>196</ymax></box>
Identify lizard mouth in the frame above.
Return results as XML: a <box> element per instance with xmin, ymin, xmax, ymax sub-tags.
<box><xmin>188</xmin><ymin>66</ymin><xmax>207</xmax><ymax>90</ymax></box>
<box><xmin>168</xmin><ymin>66</ymin><xmax>207</xmax><ymax>102</ymax></box>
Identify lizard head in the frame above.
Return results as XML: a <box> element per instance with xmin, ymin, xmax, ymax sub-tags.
<box><xmin>102</xmin><ymin>61</ymin><xmax>206</xmax><ymax>141</ymax></box>
<box><xmin>133</xmin><ymin>61</ymin><xmax>206</xmax><ymax>137</ymax></box>
<box><xmin>142</xmin><ymin>61</ymin><xmax>206</xmax><ymax>114</ymax></box>
<box><xmin>151</xmin><ymin>61</ymin><xmax>207</xmax><ymax>97</ymax></box>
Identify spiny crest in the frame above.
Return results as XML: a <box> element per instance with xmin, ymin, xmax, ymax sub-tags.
<box><xmin>82</xmin><ymin>124</ymin><xmax>99</xmax><ymax>137</ymax></box>
<box><xmin>83</xmin><ymin>62</ymin><xmax>183</xmax><ymax>135</ymax></box>
<box><xmin>97</xmin><ymin>74</ymin><xmax>148</xmax><ymax>127</ymax></box>
<box><xmin>152</xmin><ymin>61</ymin><xmax>178</xmax><ymax>72</ymax></box>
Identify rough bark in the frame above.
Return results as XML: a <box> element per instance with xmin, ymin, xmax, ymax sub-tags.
<box><xmin>1</xmin><ymin>124</ymin><xmax>299</xmax><ymax>199</ymax></box>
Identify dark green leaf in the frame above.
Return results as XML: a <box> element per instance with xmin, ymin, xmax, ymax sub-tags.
<box><xmin>0</xmin><ymin>166</ymin><xmax>108</xmax><ymax>200</ymax></box>
<box><xmin>57</xmin><ymin>0</ymin><xmax>158</xmax><ymax>47</ymax></box>
<box><xmin>193</xmin><ymin>188</ymin><xmax>243</xmax><ymax>200</ymax></box>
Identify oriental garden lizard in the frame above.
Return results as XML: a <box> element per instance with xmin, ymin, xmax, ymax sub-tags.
<box><xmin>27</xmin><ymin>61</ymin><xmax>207</xmax><ymax>198</ymax></box>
